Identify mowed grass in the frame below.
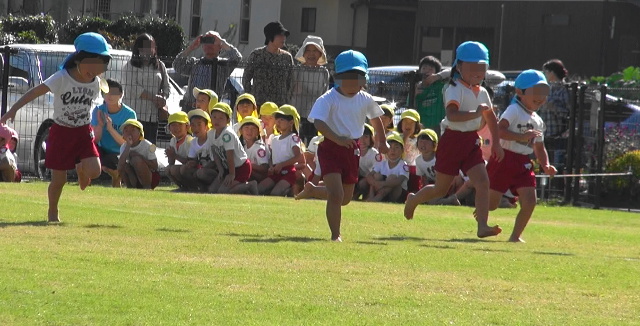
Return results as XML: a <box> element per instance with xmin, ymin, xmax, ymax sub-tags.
<box><xmin>0</xmin><ymin>182</ymin><xmax>639</xmax><ymax>325</ymax></box>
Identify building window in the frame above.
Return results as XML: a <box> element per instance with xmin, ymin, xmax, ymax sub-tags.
<box><xmin>97</xmin><ymin>0</ymin><xmax>110</xmax><ymax>19</ymax></box>
<box><xmin>240</xmin><ymin>0</ymin><xmax>251</xmax><ymax>44</ymax></box>
<box><xmin>543</xmin><ymin>14</ymin><xmax>569</xmax><ymax>26</ymax></box>
<box><xmin>190</xmin><ymin>0</ymin><xmax>201</xmax><ymax>38</ymax></box>
<box><xmin>301</xmin><ymin>8</ymin><xmax>316</xmax><ymax>33</ymax></box>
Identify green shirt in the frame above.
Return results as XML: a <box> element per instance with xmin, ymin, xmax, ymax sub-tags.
<box><xmin>414</xmin><ymin>80</ymin><xmax>446</xmax><ymax>129</ymax></box>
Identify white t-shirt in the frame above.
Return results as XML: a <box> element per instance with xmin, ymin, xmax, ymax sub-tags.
<box><xmin>359</xmin><ymin>147</ymin><xmax>379</xmax><ymax>177</ymax></box>
<box><xmin>188</xmin><ymin>136</ymin><xmax>214</xmax><ymax>165</ymax></box>
<box><xmin>373</xmin><ymin>159</ymin><xmax>410</xmax><ymax>190</ymax></box>
<box><xmin>44</xmin><ymin>69</ymin><xmax>103</xmax><ymax>127</ymax></box>
<box><xmin>442</xmin><ymin>81</ymin><xmax>492</xmax><ymax>132</ymax></box>
<box><xmin>307</xmin><ymin>135</ymin><xmax>323</xmax><ymax>154</ymax></box>
<box><xmin>0</xmin><ymin>147</ymin><xmax>17</xmax><ymax>170</ymax></box>
<box><xmin>169</xmin><ymin>135</ymin><xmax>193</xmax><ymax>163</ymax></box>
<box><xmin>245</xmin><ymin>140</ymin><xmax>269</xmax><ymax>166</ymax></box>
<box><xmin>415</xmin><ymin>155</ymin><xmax>436</xmax><ymax>183</ymax></box>
<box><xmin>207</xmin><ymin>127</ymin><xmax>248</xmax><ymax>169</ymax></box>
<box><xmin>308</xmin><ymin>88</ymin><xmax>384</xmax><ymax>139</ymax></box>
<box><xmin>120</xmin><ymin>139</ymin><xmax>157</xmax><ymax>163</ymax></box>
<box><xmin>499</xmin><ymin>102</ymin><xmax>545</xmax><ymax>155</ymax></box>
<box><xmin>270</xmin><ymin>133</ymin><xmax>302</xmax><ymax>165</ymax></box>
<box><xmin>403</xmin><ymin>137</ymin><xmax>419</xmax><ymax>165</ymax></box>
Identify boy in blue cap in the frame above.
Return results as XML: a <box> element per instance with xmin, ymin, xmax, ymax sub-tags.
<box><xmin>404</xmin><ymin>41</ymin><xmax>504</xmax><ymax>238</ymax></box>
<box><xmin>306</xmin><ymin>50</ymin><xmax>389</xmax><ymax>242</ymax></box>
<box><xmin>0</xmin><ymin>32</ymin><xmax>111</xmax><ymax>222</ymax></box>
<box><xmin>486</xmin><ymin>69</ymin><xmax>557</xmax><ymax>242</ymax></box>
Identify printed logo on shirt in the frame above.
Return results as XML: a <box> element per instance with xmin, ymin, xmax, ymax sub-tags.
<box><xmin>222</xmin><ymin>133</ymin><xmax>231</xmax><ymax>143</ymax></box>
<box><xmin>375</xmin><ymin>153</ymin><xmax>383</xmax><ymax>162</ymax></box>
<box><xmin>281</xmin><ymin>169</ymin><xmax>289</xmax><ymax>175</ymax></box>
<box><xmin>0</xmin><ymin>147</ymin><xmax>6</xmax><ymax>154</ymax></box>
<box><xmin>524</xmin><ymin>162</ymin><xmax>532</xmax><ymax>170</ymax></box>
<box><xmin>292</xmin><ymin>134</ymin><xmax>300</xmax><ymax>143</ymax></box>
<box><xmin>403</xmin><ymin>164</ymin><xmax>410</xmax><ymax>172</ymax></box>
<box><xmin>257</xmin><ymin>148</ymin><xmax>266</xmax><ymax>158</ymax></box>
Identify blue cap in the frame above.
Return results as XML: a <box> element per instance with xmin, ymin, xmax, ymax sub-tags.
<box><xmin>514</xmin><ymin>69</ymin><xmax>549</xmax><ymax>90</ymax></box>
<box><xmin>74</xmin><ymin>32</ymin><xmax>111</xmax><ymax>57</ymax></box>
<box><xmin>335</xmin><ymin>50</ymin><xmax>368</xmax><ymax>74</ymax></box>
<box><xmin>455</xmin><ymin>41</ymin><xmax>489</xmax><ymax>65</ymax></box>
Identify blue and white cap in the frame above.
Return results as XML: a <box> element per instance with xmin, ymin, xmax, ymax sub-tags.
<box><xmin>60</xmin><ymin>32</ymin><xmax>112</xmax><ymax>69</ymax></box>
<box><xmin>335</xmin><ymin>50</ymin><xmax>368</xmax><ymax>75</ymax></box>
<box><xmin>514</xmin><ymin>69</ymin><xmax>549</xmax><ymax>90</ymax></box>
<box><xmin>454</xmin><ymin>41</ymin><xmax>489</xmax><ymax>66</ymax></box>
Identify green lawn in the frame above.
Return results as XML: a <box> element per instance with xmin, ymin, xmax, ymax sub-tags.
<box><xmin>1</xmin><ymin>182</ymin><xmax>639</xmax><ymax>325</ymax></box>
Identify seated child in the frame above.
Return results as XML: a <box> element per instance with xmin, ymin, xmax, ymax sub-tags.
<box><xmin>239</xmin><ymin>116</ymin><xmax>270</xmax><ymax>183</ymax></box>
<box><xmin>0</xmin><ymin>124</ymin><xmax>18</xmax><ymax>182</ymax></box>
<box><xmin>380</xmin><ymin>103</ymin><xmax>396</xmax><ymax>137</ymax></box>
<box><xmin>181</xmin><ymin>109</ymin><xmax>217</xmax><ymax>192</ymax></box>
<box><xmin>354</xmin><ymin>123</ymin><xmax>379</xmax><ymax>200</ymax></box>
<box><xmin>397</xmin><ymin>109</ymin><xmax>423</xmax><ymax>193</ymax></box>
<box><xmin>257</xmin><ymin>105</ymin><xmax>305</xmax><ymax>196</ymax></box>
<box><xmin>117</xmin><ymin>119</ymin><xmax>160</xmax><ymax>189</ymax></box>
<box><xmin>165</xmin><ymin>111</ymin><xmax>193</xmax><ymax>191</ymax></box>
<box><xmin>259</xmin><ymin>101</ymin><xmax>279</xmax><ymax>147</ymax></box>
<box><xmin>232</xmin><ymin>93</ymin><xmax>259</xmax><ymax>134</ymax></box>
<box><xmin>206</xmin><ymin>102</ymin><xmax>257</xmax><ymax>194</ymax></box>
<box><xmin>91</xmin><ymin>78</ymin><xmax>136</xmax><ymax>187</ymax></box>
<box><xmin>366</xmin><ymin>133</ymin><xmax>409</xmax><ymax>202</ymax></box>
<box><xmin>192</xmin><ymin>87</ymin><xmax>218</xmax><ymax>113</ymax></box>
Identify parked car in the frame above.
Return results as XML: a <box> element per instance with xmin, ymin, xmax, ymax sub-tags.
<box><xmin>0</xmin><ymin>44</ymin><xmax>184</xmax><ymax>179</ymax></box>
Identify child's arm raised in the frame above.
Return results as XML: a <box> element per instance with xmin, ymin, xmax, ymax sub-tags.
<box><xmin>0</xmin><ymin>84</ymin><xmax>50</xmax><ymax>124</ymax></box>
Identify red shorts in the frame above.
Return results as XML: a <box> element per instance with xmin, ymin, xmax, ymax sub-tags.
<box><xmin>135</xmin><ymin>171</ymin><xmax>161</xmax><ymax>189</ymax></box>
<box><xmin>233</xmin><ymin>159</ymin><xmax>252</xmax><ymax>183</ymax></box>
<box><xmin>407</xmin><ymin>165</ymin><xmax>422</xmax><ymax>193</ymax></box>
<box><xmin>14</xmin><ymin>169</ymin><xmax>21</xmax><ymax>183</ymax></box>
<box><xmin>435</xmin><ymin>129</ymin><xmax>484</xmax><ymax>176</ymax></box>
<box><xmin>487</xmin><ymin>149</ymin><xmax>535</xmax><ymax>195</ymax></box>
<box><xmin>268</xmin><ymin>165</ymin><xmax>297</xmax><ymax>186</ymax></box>
<box><xmin>46</xmin><ymin>124</ymin><xmax>99</xmax><ymax>170</ymax></box>
<box><xmin>317</xmin><ymin>138</ymin><xmax>360</xmax><ymax>184</ymax></box>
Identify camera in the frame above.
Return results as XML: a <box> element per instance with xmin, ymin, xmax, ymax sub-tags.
<box><xmin>201</xmin><ymin>36</ymin><xmax>216</xmax><ymax>44</ymax></box>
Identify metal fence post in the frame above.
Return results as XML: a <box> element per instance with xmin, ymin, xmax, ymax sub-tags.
<box><xmin>564</xmin><ymin>82</ymin><xmax>579</xmax><ymax>203</ymax></box>
<box><xmin>594</xmin><ymin>84</ymin><xmax>607</xmax><ymax>209</ymax></box>
<box><xmin>1</xmin><ymin>46</ymin><xmax>17</xmax><ymax>116</ymax></box>
<box><xmin>572</xmin><ymin>84</ymin><xmax>587</xmax><ymax>206</ymax></box>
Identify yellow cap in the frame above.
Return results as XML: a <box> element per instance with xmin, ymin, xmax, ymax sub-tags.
<box><xmin>274</xmin><ymin>104</ymin><xmax>300</xmax><ymax>132</ymax></box>
<box><xmin>380</xmin><ymin>104</ymin><xmax>395</xmax><ymax>116</ymax></box>
<box><xmin>363</xmin><ymin>123</ymin><xmax>374</xmax><ymax>136</ymax></box>
<box><xmin>187</xmin><ymin>109</ymin><xmax>212</xmax><ymax>128</ymax></box>
<box><xmin>400</xmin><ymin>109</ymin><xmax>420</xmax><ymax>123</ymax></box>
<box><xmin>168</xmin><ymin>111</ymin><xmax>189</xmax><ymax>125</ymax></box>
<box><xmin>120</xmin><ymin>119</ymin><xmax>145</xmax><ymax>140</ymax></box>
<box><xmin>235</xmin><ymin>93</ymin><xmax>259</xmax><ymax>122</ymax></box>
<box><xmin>260</xmin><ymin>101</ymin><xmax>279</xmax><ymax>116</ymax></box>
<box><xmin>210</xmin><ymin>102</ymin><xmax>233</xmax><ymax>125</ymax></box>
<box><xmin>417</xmin><ymin>128</ymin><xmax>438</xmax><ymax>151</ymax></box>
<box><xmin>239</xmin><ymin>115</ymin><xmax>264</xmax><ymax>135</ymax></box>
<box><xmin>192</xmin><ymin>87</ymin><xmax>219</xmax><ymax>112</ymax></box>
<box><xmin>386</xmin><ymin>133</ymin><xmax>404</xmax><ymax>147</ymax></box>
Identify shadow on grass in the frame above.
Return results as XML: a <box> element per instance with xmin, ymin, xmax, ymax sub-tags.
<box><xmin>0</xmin><ymin>221</ymin><xmax>64</xmax><ymax>228</ymax></box>
<box><xmin>419</xmin><ymin>244</ymin><xmax>456</xmax><ymax>250</ymax></box>
<box><xmin>374</xmin><ymin>235</ymin><xmax>430</xmax><ymax>242</ymax></box>
<box><xmin>84</xmin><ymin>224</ymin><xmax>123</xmax><ymax>229</ymax></box>
<box><xmin>355</xmin><ymin>241</ymin><xmax>388</xmax><ymax>246</ymax></box>
<box><xmin>156</xmin><ymin>228</ymin><xmax>190</xmax><ymax>233</ymax></box>
<box><xmin>222</xmin><ymin>233</ymin><xmax>324</xmax><ymax>243</ymax></box>
<box><xmin>533</xmin><ymin>251</ymin><xmax>575</xmax><ymax>257</ymax></box>
<box><xmin>444</xmin><ymin>238</ymin><xmax>494</xmax><ymax>243</ymax></box>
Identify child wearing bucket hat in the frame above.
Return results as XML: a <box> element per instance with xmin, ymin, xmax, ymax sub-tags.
<box><xmin>415</xmin><ymin>128</ymin><xmax>438</xmax><ymax>186</ymax></box>
<box><xmin>365</xmin><ymin>133</ymin><xmax>409</xmax><ymax>203</ymax></box>
<box><xmin>117</xmin><ymin>119</ymin><xmax>160</xmax><ymax>189</ymax></box>
<box><xmin>232</xmin><ymin>93</ymin><xmax>259</xmax><ymax>134</ymax></box>
<box><xmin>259</xmin><ymin>101</ymin><xmax>279</xmax><ymax>146</ymax></box>
<box><xmin>486</xmin><ymin>69</ymin><xmax>556</xmax><ymax>242</ymax></box>
<box><xmin>239</xmin><ymin>116</ymin><xmax>269</xmax><ymax>185</ymax></box>
<box><xmin>379</xmin><ymin>104</ymin><xmax>396</xmax><ymax>137</ymax></box>
<box><xmin>397</xmin><ymin>109</ymin><xmax>423</xmax><ymax>192</ymax></box>
<box><xmin>205</xmin><ymin>102</ymin><xmax>255</xmax><ymax>195</ymax></box>
<box><xmin>182</xmin><ymin>109</ymin><xmax>216</xmax><ymax>192</ymax></box>
<box><xmin>0</xmin><ymin>124</ymin><xmax>18</xmax><ymax>182</ymax></box>
<box><xmin>354</xmin><ymin>123</ymin><xmax>380</xmax><ymax>200</ymax></box>
<box><xmin>257</xmin><ymin>105</ymin><xmax>305</xmax><ymax>196</ymax></box>
<box><xmin>0</xmin><ymin>32</ymin><xmax>111</xmax><ymax>222</ymax></box>
<box><xmin>165</xmin><ymin>111</ymin><xmax>193</xmax><ymax>190</ymax></box>
<box><xmin>306</xmin><ymin>49</ymin><xmax>389</xmax><ymax>242</ymax></box>
<box><xmin>404</xmin><ymin>41</ymin><xmax>504</xmax><ymax>240</ymax></box>
<box><xmin>193</xmin><ymin>87</ymin><xmax>218</xmax><ymax>113</ymax></box>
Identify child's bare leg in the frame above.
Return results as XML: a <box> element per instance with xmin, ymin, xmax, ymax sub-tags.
<box><xmin>323</xmin><ymin>173</ymin><xmax>344</xmax><ymax>241</ymax></box>
<box><xmin>509</xmin><ymin>187</ymin><xmax>536</xmax><ymax>242</ymax></box>
<box><xmin>121</xmin><ymin>164</ymin><xmax>137</xmax><ymax>188</ymax></box>
<box><xmin>0</xmin><ymin>161</ymin><xmax>16</xmax><ymax>182</ymax></box>
<box><xmin>488</xmin><ymin>189</ymin><xmax>504</xmax><ymax>211</ymax></box>
<box><xmin>295</xmin><ymin>182</ymin><xmax>327</xmax><ymax>200</ymax></box>
<box><xmin>76</xmin><ymin>157</ymin><xmax>100</xmax><ymax>190</ymax></box>
<box><xmin>48</xmin><ymin>169</ymin><xmax>67</xmax><ymax>222</ymax></box>
<box><xmin>466</xmin><ymin>164</ymin><xmax>502</xmax><ymax>238</ymax></box>
<box><xmin>219</xmin><ymin>180</ymin><xmax>241</xmax><ymax>194</ymax></box>
<box><xmin>130</xmin><ymin>156</ymin><xmax>152</xmax><ymax>189</ymax></box>
<box><xmin>387</xmin><ymin>185</ymin><xmax>404</xmax><ymax>203</ymax></box>
<box><xmin>271</xmin><ymin>180</ymin><xmax>291</xmax><ymax>196</ymax></box>
<box><xmin>257</xmin><ymin>178</ymin><xmax>275</xmax><ymax>195</ymax></box>
<box><xmin>404</xmin><ymin>172</ymin><xmax>455</xmax><ymax>219</ymax></box>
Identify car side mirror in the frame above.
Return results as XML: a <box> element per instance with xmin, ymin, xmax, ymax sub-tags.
<box><xmin>7</xmin><ymin>76</ymin><xmax>29</xmax><ymax>93</ymax></box>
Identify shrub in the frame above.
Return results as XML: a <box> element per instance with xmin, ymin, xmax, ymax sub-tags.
<box><xmin>15</xmin><ymin>30</ymin><xmax>41</xmax><ymax>44</ymax></box>
<box><xmin>604</xmin><ymin>149</ymin><xmax>640</xmax><ymax>197</ymax></box>
<box><xmin>0</xmin><ymin>14</ymin><xmax>57</xmax><ymax>43</ymax></box>
<box><xmin>59</xmin><ymin>16</ymin><xmax>111</xmax><ymax>44</ymax></box>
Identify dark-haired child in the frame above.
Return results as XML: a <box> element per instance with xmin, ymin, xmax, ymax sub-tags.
<box><xmin>181</xmin><ymin>109</ymin><xmax>216</xmax><ymax>192</ymax></box>
<box><xmin>366</xmin><ymin>133</ymin><xmax>409</xmax><ymax>202</ymax></box>
<box><xmin>0</xmin><ymin>32</ymin><xmax>111</xmax><ymax>222</ymax></box>
<box><xmin>239</xmin><ymin>116</ymin><xmax>269</xmax><ymax>184</ymax></box>
<box><xmin>165</xmin><ymin>112</ymin><xmax>193</xmax><ymax>190</ymax></box>
<box><xmin>354</xmin><ymin>124</ymin><xmax>379</xmax><ymax>200</ymax></box>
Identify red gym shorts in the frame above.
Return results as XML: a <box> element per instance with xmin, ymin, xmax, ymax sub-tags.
<box><xmin>268</xmin><ymin>164</ymin><xmax>297</xmax><ymax>186</ymax></box>
<box><xmin>435</xmin><ymin>129</ymin><xmax>484</xmax><ymax>176</ymax></box>
<box><xmin>487</xmin><ymin>149</ymin><xmax>536</xmax><ymax>195</ymax></box>
<box><xmin>135</xmin><ymin>171</ymin><xmax>161</xmax><ymax>190</ymax></box>
<box><xmin>317</xmin><ymin>137</ymin><xmax>360</xmax><ymax>184</ymax></box>
<box><xmin>233</xmin><ymin>159</ymin><xmax>252</xmax><ymax>183</ymax></box>
<box><xmin>45</xmin><ymin>124</ymin><xmax>99</xmax><ymax>171</ymax></box>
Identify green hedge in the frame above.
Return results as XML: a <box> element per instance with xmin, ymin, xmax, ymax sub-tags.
<box><xmin>0</xmin><ymin>14</ymin><xmax>57</xmax><ymax>43</ymax></box>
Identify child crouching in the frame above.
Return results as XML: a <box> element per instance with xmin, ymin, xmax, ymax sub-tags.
<box><xmin>117</xmin><ymin>119</ymin><xmax>160</xmax><ymax>189</ymax></box>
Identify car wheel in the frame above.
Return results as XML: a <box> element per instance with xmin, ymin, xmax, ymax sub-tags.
<box><xmin>35</xmin><ymin>125</ymin><xmax>51</xmax><ymax>180</ymax></box>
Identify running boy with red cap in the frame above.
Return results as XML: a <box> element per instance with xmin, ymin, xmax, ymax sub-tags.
<box><xmin>306</xmin><ymin>50</ymin><xmax>389</xmax><ymax>242</ymax></box>
<box><xmin>486</xmin><ymin>69</ymin><xmax>557</xmax><ymax>242</ymax></box>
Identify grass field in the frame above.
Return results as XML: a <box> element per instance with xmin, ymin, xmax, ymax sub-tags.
<box><xmin>1</xmin><ymin>182</ymin><xmax>639</xmax><ymax>325</ymax></box>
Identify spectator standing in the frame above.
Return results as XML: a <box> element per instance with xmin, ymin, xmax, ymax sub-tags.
<box><xmin>243</xmin><ymin>21</ymin><xmax>294</xmax><ymax>107</ymax></box>
<box><xmin>173</xmin><ymin>31</ymin><xmax>241</xmax><ymax>112</ymax></box>
<box><xmin>291</xmin><ymin>35</ymin><xmax>330</xmax><ymax>143</ymax></box>
<box><xmin>413</xmin><ymin>56</ymin><xmax>446</xmax><ymax>134</ymax></box>
<box><xmin>541</xmin><ymin>59</ymin><xmax>570</xmax><ymax>166</ymax></box>
<box><xmin>121</xmin><ymin>33</ymin><xmax>171</xmax><ymax>144</ymax></box>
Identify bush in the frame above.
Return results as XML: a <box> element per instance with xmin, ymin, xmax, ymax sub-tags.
<box><xmin>604</xmin><ymin>149</ymin><xmax>640</xmax><ymax>197</ymax></box>
<box><xmin>15</xmin><ymin>30</ymin><xmax>42</xmax><ymax>44</ymax></box>
<box><xmin>59</xmin><ymin>16</ymin><xmax>111</xmax><ymax>44</ymax></box>
<box><xmin>0</xmin><ymin>14</ymin><xmax>57</xmax><ymax>43</ymax></box>
<box><xmin>109</xmin><ymin>15</ymin><xmax>185</xmax><ymax>60</ymax></box>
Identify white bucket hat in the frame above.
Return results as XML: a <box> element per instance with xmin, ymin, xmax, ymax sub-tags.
<box><xmin>295</xmin><ymin>35</ymin><xmax>327</xmax><ymax>66</ymax></box>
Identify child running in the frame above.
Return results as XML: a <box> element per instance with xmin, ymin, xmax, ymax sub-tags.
<box><xmin>165</xmin><ymin>112</ymin><xmax>193</xmax><ymax>190</ymax></box>
<box><xmin>0</xmin><ymin>32</ymin><xmax>111</xmax><ymax>222</ymax></box>
<box><xmin>403</xmin><ymin>41</ymin><xmax>504</xmax><ymax>238</ymax></box>
<box><xmin>117</xmin><ymin>119</ymin><xmax>160</xmax><ymax>189</ymax></box>
<box><xmin>486</xmin><ymin>69</ymin><xmax>557</xmax><ymax>242</ymax></box>
<box><xmin>305</xmin><ymin>50</ymin><xmax>389</xmax><ymax>242</ymax></box>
